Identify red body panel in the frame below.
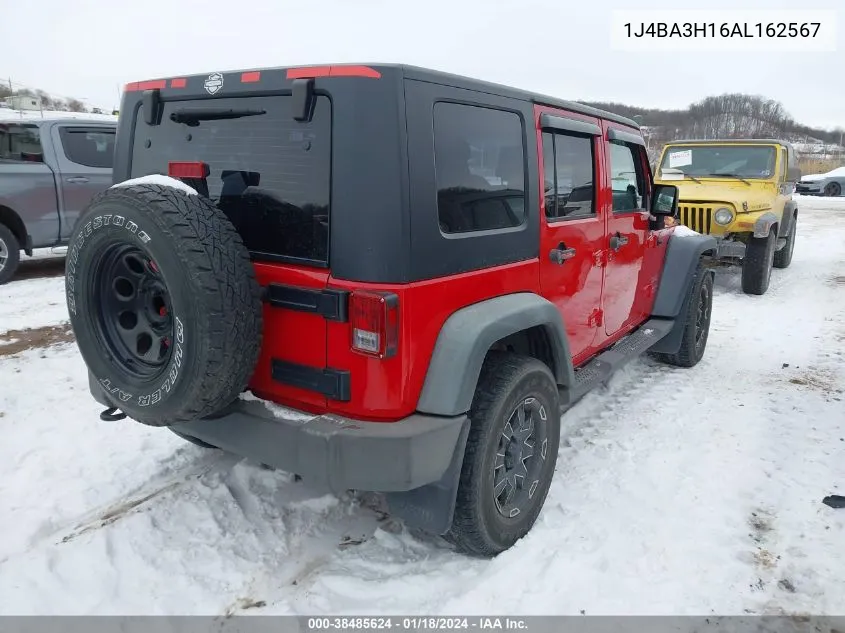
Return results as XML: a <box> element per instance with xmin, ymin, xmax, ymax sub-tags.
<box><xmin>597</xmin><ymin>120</ymin><xmax>670</xmax><ymax>343</ymax></box>
<box><xmin>533</xmin><ymin>104</ymin><xmax>606</xmax><ymax>366</ymax></box>
<box><xmin>248</xmin><ymin>263</ymin><xmax>330</xmax><ymax>413</ymax></box>
<box><xmin>244</xmin><ymin>106</ymin><xmax>667</xmax><ymax>423</ymax></box>
<box><xmin>325</xmin><ymin>261</ymin><xmax>539</xmax><ymax>421</ymax></box>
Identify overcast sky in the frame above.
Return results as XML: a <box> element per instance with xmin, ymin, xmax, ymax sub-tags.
<box><xmin>2</xmin><ymin>0</ymin><xmax>843</xmax><ymax>129</ymax></box>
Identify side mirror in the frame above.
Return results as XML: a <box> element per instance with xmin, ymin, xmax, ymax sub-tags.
<box><xmin>787</xmin><ymin>166</ymin><xmax>801</xmax><ymax>183</ymax></box>
<box><xmin>651</xmin><ymin>184</ymin><xmax>678</xmax><ymax>216</ymax></box>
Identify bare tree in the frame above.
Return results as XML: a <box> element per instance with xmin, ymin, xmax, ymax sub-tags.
<box><xmin>36</xmin><ymin>89</ymin><xmax>53</xmax><ymax>109</ymax></box>
<box><xmin>66</xmin><ymin>98</ymin><xmax>87</xmax><ymax>113</ymax></box>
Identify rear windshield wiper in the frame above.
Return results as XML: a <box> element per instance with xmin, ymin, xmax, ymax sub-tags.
<box><xmin>169</xmin><ymin>108</ymin><xmax>266</xmax><ymax>126</ymax></box>
<box><xmin>708</xmin><ymin>173</ymin><xmax>751</xmax><ymax>185</ymax></box>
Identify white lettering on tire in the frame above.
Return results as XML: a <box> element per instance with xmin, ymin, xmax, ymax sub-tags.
<box><xmin>137</xmin><ymin>316</ymin><xmax>186</xmax><ymax>407</ymax></box>
<box><xmin>99</xmin><ymin>378</ymin><xmax>133</xmax><ymax>403</ymax></box>
<box><xmin>65</xmin><ymin>213</ymin><xmax>152</xmax><ymax>315</ymax></box>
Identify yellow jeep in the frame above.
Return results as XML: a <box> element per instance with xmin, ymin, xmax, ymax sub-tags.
<box><xmin>654</xmin><ymin>139</ymin><xmax>800</xmax><ymax>295</ymax></box>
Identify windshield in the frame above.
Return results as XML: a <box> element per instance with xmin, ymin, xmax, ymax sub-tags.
<box><xmin>659</xmin><ymin>144</ymin><xmax>777</xmax><ymax>180</ymax></box>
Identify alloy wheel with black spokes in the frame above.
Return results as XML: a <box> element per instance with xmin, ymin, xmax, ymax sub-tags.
<box><xmin>825</xmin><ymin>182</ymin><xmax>841</xmax><ymax>197</ymax></box>
<box><xmin>651</xmin><ymin>261</ymin><xmax>713</xmax><ymax>368</ymax></box>
<box><xmin>492</xmin><ymin>396</ymin><xmax>550</xmax><ymax>519</ymax></box>
<box><xmin>693</xmin><ymin>279</ymin><xmax>711</xmax><ymax>356</ymax></box>
<box><xmin>446</xmin><ymin>352</ymin><xmax>561</xmax><ymax>557</ymax></box>
<box><xmin>91</xmin><ymin>244</ymin><xmax>174</xmax><ymax>379</ymax></box>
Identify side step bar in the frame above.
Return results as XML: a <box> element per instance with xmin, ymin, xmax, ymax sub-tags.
<box><xmin>562</xmin><ymin>318</ymin><xmax>675</xmax><ymax>409</ymax></box>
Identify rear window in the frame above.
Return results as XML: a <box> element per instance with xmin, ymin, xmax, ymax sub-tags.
<box><xmin>0</xmin><ymin>123</ymin><xmax>43</xmax><ymax>161</ymax></box>
<box><xmin>59</xmin><ymin>127</ymin><xmax>115</xmax><ymax>168</ymax></box>
<box><xmin>131</xmin><ymin>95</ymin><xmax>331</xmax><ymax>265</ymax></box>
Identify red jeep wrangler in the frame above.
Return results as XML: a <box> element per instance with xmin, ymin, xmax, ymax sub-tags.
<box><xmin>66</xmin><ymin>64</ymin><xmax>717</xmax><ymax>556</ymax></box>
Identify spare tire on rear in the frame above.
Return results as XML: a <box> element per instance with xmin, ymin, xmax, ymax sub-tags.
<box><xmin>65</xmin><ymin>182</ymin><xmax>263</xmax><ymax>426</ymax></box>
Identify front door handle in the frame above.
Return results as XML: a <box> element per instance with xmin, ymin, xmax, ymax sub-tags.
<box><xmin>66</xmin><ymin>176</ymin><xmax>89</xmax><ymax>184</ymax></box>
<box><xmin>549</xmin><ymin>244</ymin><xmax>577</xmax><ymax>265</ymax></box>
<box><xmin>609</xmin><ymin>233</ymin><xmax>629</xmax><ymax>251</ymax></box>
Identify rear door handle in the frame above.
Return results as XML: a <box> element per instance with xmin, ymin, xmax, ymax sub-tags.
<box><xmin>549</xmin><ymin>244</ymin><xmax>577</xmax><ymax>265</ymax></box>
<box><xmin>609</xmin><ymin>233</ymin><xmax>629</xmax><ymax>251</ymax></box>
<box><xmin>66</xmin><ymin>176</ymin><xmax>89</xmax><ymax>183</ymax></box>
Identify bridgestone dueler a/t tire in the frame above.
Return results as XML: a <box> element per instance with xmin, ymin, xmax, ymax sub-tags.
<box><xmin>65</xmin><ymin>183</ymin><xmax>262</xmax><ymax>426</ymax></box>
<box><xmin>446</xmin><ymin>352</ymin><xmax>561</xmax><ymax>557</ymax></box>
<box><xmin>741</xmin><ymin>229</ymin><xmax>776</xmax><ymax>296</ymax></box>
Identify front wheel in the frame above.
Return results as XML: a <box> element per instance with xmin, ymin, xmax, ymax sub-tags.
<box><xmin>446</xmin><ymin>352</ymin><xmax>560</xmax><ymax>557</ymax></box>
<box><xmin>741</xmin><ymin>229</ymin><xmax>776</xmax><ymax>295</ymax></box>
<box><xmin>652</xmin><ymin>262</ymin><xmax>714</xmax><ymax>368</ymax></box>
<box><xmin>0</xmin><ymin>223</ymin><xmax>21</xmax><ymax>285</ymax></box>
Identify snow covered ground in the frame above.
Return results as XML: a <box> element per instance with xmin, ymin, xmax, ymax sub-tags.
<box><xmin>0</xmin><ymin>196</ymin><xmax>843</xmax><ymax>616</ymax></box>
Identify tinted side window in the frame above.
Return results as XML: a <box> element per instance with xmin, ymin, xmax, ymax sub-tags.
<box><xmin>542</xmin><ymin>131</ymin><xmax>595</xmax><ymax>220</ymax></box>
<box><xmin>609</xmin><ymin>141</ymin><xmax>646</xmax><ymax>213</ymax></box>
<box><xmin>59</xmin><ymin>128</ymin><xmax>115</xmax><ymax>168</ymax></box>
<box><xmin>0</xmin><ymin>123</ymin><xmax>42</xmax><ymax>161</ymax></box>
<box><xmin>433</xmin><ymin>102</ymin><xmax>526</xmax><ymax>234</ymax></box>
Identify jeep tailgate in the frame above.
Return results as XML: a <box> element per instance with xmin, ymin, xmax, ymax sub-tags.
<box><xmin>128</xmin><ymin>93</ymin><xmax>333</xmax><ymax>411</ymax></box>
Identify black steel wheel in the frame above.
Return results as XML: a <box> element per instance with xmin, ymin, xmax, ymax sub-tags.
<box><xmin>91</xmin><ymin>244</ymin><xmax>174</xmax><ymax>379</ymax></box>
<box><xmin>65</xmin><ymin>183</ymin><xmax>262</xmax><ymax>426</ymax></box>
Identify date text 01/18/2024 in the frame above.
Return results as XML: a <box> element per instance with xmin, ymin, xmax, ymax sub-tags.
<box><xmin>623</xmin><ymin>22</ymin><xmax>822</xmax><ymax>38</ymax></box>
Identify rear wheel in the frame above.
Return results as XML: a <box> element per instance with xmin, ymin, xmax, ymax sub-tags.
<box><xmin>446</xmin><ymin>352</ymin><xmax>560</xmax><ymax>557</ymax></box>
<box><xmin>824</xmin><ymin>182</ymin><xmax>841</xmax><ymax>197</ymax></box>
<box><xmin>66</xmin><ymin>183</ymin><xmax>263</xmax><ymax>426</ymax></box>
<box><xmin>0</xmin><ymin>223</ymin><xmax>21</xmax><ymax>285</ymax></box>
<box><xmin>773</xmin><ymin>215</ymin><xmax>797</xmax><ymax>269</ymax></box>
<box><xmin>741</xmin><ymin>229</ymin><xmax>776</xmax><ymax>295</ymax></box>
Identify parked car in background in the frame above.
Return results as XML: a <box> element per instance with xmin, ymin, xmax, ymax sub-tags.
<box><xmin>796</xmin><ymin>165</ymin><xmax>845</xmax><ymax>197</ymax></box>
<box><xmin>654</xmin><ymin>138</ymin><xmax>800</xmax><ymax>296</ymax></box>
<box><xmin>0</xmin><ymin>117</ymin><xmax>116</xmax><ymax>283</ymax></box>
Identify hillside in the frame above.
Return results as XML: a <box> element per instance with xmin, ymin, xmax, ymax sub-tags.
<box><xmin>580</xmin><ymin>93</ymin><xmax>843</xmax><ymax>147</ymax></box>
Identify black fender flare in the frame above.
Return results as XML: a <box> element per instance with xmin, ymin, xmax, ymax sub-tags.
<box><xmin>650</xmin><ymin>231</ymin><xmax>717</xmax><ymax>355</ymax></box>
<box><xmin>652</xmin><ymin>232</ymin><xmax>717</xmax><ymax>319</ymax></box>
<box><xmin>753</xmin><ymin>211</ymin><xmax>779</xmax><ymax>238</ymax></box>
<box><xmin>416</xmin><ymin>293</ymin><xmax>575</xmax><ymax>417</ymax></box>
<box><xmin>780</xmin><ymin>200</ymin><xmax>798</xmax><ymax>237</ymax></box>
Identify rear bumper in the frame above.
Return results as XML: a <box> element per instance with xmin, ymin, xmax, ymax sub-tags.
<box><xmin>89</xmin><ymin>373</ymin><xmax>468</xmax><ymax>494</ymax></box>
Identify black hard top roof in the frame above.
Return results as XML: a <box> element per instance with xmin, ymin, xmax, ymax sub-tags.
<box><xmin>394</xmin><ymin>64</ymin><xmax>640</xmax><ymax>129</ymax></box>
<box><xmin>128</xmin><ymin>62</ymin><xmax>642</xmax><ymax>130</ymax></box>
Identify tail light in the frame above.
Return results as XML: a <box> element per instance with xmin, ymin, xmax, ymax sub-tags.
<box><xmin>350</xmin><ymin>291</ymin><xmax>399</xmax><ymax>359</ymax></box>
<box><xmin>168</xmin><ymin>161</ymin><xmax>209</xmax><ymax>179</ymax></box>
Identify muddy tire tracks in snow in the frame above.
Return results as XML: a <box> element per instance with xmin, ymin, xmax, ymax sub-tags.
<box><xmin>57</xmin><ymin>451</ymin><xmax>239</xmax><ymax>545</ymax></box>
